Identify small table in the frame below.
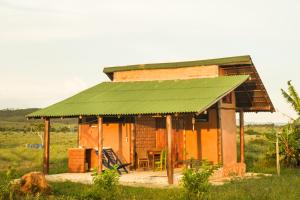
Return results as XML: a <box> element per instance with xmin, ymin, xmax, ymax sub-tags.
<box><xmin>147</xmin><ymin>149</ymin><xmax>162</xmax><ymax>171</ymax></box>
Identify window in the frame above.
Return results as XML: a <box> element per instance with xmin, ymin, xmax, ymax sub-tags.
<box><xmin>155</xmin><ymin>118</ymin><xmax>166</xmax><ymax>129</ymax></box>
<box><xmin>222</xmin><ymin>92</ymin><xmax>232</xmax><ymax>104</ymax></box>
<box><xmin>195</xmin><ymin>112</ymin><xmax>209</xmax><ymax>122</ymax></box>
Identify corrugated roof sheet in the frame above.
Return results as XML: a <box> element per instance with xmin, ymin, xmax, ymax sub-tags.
<box><xmin>103</xmin><ymin>55</ymin><xmax>252</xmax><ymax>74</ymax></box>
<box><xmin>27</xmin><ymin>75</ymin><xmax>249</xmax><ymax>118</ymax></box>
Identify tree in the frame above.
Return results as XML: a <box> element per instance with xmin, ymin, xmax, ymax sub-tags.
<box><xmin>281</xmin><ymin>80</ymin><xmax>300</xmax><ymax>116</ymax></box>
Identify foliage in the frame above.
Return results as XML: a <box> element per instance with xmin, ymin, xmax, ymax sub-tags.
<box><xmin>181</xmin><ymin>161</ymin><xmax>215</xmax><ymax>199</ymax></box>
<box><xmin>92</xmin><ymin>166</ymin><xmax>120</xmax><ymax>191</ymax></box>
<box><xmin>0</xmin><ymin>167</ymin><xmax>17</xmax><ymax>200</ymax></box>
<box><xmin>81</xmin><ymin>166</ymin><xmax>120</xmax><ymax>200</ymax></box>
<box><xmin>265</xmin><ymin>123</ymin><xmax>300</xmax><ymax>167</ymax></box>
<box><xmin>281</xmin><ymin>80</ymin><xmax>300</xmax><ymax>116</ymax></box>
<box><xmin>259</xmin><ymin>81</ymin><xmax>300</xmax><ymax>168</ymax></box>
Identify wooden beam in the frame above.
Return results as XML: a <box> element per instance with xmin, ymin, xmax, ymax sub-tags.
<box><xmin>239</xmin><ymin>110</ymin><xmax>245</xmax><ymax>163</ymax></box>
<box><xmin>130</xmin><ymin>118</ymin><xmax>136</xmax><ymax>169</ymax></box>
<box><xmin>43</xmin><ymin>118</ymin><xmax>50</xmax><ymax>174</ymax></box>
<box><xmin>235</xmin><ymin>89</ymin><xmax>264</xmax><ymax>93</ymax></box>
<box><xmin>97</xmin><ymin>116</ymin><xmax>103</xmax><ymax>174</ymax></box>
<box><xmin>166</xmin><ymin>115</ymin><xmax>173</xmax><ymax>184</ymax></box>
<box><xmin>77</xmin><ymin>118</ymin><xmax>81</xmax><ymax>147</ymax></box>
<box><xmin>216</xmin><ymin>102</ymin><xmax>223</xmax><ymax>164</ymax></box>
<box><xmin>236</xmin><ymin>106</ymin><xmax>273</xmax><ymax>112</ymax></box>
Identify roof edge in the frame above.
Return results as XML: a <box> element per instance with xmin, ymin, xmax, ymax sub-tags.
<box><xmin>103</xmin><ymin>55</ymin><xmax>252</xmax><ymax>74</ymax></box>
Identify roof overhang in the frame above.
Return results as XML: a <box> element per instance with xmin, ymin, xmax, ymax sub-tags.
<box><xmin>220</xmin><ymin>61</ymin><xmax>275</xmax><ymax>112</ymax></box>
<box><xmin>27</xmin><ymin>75</ymin><xmax>249</xmax><ymax>119</ymax></box>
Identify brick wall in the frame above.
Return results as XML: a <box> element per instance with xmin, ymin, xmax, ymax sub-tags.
<box><xmin>135</xmin><ymin>116</ymin><xmax>156</xmax><ymax>158</ymax></box>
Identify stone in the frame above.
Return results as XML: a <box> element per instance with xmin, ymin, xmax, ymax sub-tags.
<box><xmin>20</xmin><ymin>172</ymin><xmax>51</xmax><ymax>194</ymax></box>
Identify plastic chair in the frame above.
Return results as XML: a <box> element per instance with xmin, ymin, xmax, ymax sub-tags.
<box><xmin>154</xmin><ymin>150</ymin><xmax>166</xmax><ymax>171</ymax></box>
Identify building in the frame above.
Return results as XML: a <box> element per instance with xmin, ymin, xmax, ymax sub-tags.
<box><xmin>27</xmin><ymin>55</ymin><xmax>274</xmax><ymax>184</ymax></box>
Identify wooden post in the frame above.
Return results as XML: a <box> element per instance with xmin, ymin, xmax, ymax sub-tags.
<box><xmin>43</xmin><ymin>118</ymin><xmax>50</xmax><ymax>174</ymax></box>
<box><xmin>166</xmin><ymin>115</ymin><xmax>173</xmax><ymax>184</ymax></box>
<box><xmin>130</xmin><ymin>119</ymin><xmax>136</xmax><ymax>169</ymax></box>
<box><xmin>239</xmin><ymin>110</ymin><xmax>245</xmax><ymax>163</ymax></box>
<box><xmin>97</xmin><ymin>116</ymin><xmax>103</xmax><ymax>174</ymax></box>
<box><xmin>276</xmin><ymin>131</ymin><xmax>280</xmax><ymax>176</ymax></box>
<box><xmin>216</xmin><ymin>103</ymin><xmax>223</xmax><ymax>164</ymax></box>
<box><xmin>77</xmin><ymin>118</ymin><xmax>81</xmax><ymax>147</ymax></box>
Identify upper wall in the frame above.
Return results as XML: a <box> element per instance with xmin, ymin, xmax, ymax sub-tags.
<box><xmin>113</xmin><ymin>65</ymin><xmax>219</xmax><ymax>82</ymax></box>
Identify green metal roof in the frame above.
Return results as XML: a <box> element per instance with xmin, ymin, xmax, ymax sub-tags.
<box><xmin>27</xmin><ymin>75</ymin><xmax>249</xmax><ymax>118</ymax></box>
<box><xmin>103</xmin><ymin>55</ymin><xmax>252</xmax><ymax>74</ymax></box>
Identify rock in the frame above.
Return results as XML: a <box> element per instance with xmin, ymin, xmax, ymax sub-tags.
<box><xmin>20</xmin><ymin>172</ymin><xmax>51</xmax><ymax>194</ymax></box>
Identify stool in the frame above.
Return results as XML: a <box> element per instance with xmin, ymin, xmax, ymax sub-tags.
<box><xmin>138</xmin><ymin>158</ymin><xmax>149</xmax><ymax>169</ymax></box>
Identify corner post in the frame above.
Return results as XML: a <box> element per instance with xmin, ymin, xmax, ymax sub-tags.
<box><xmin>217</xmin><ymin>102</ymin><xmax>223</xmax><ymax>164</ymax></box>
<box><xmin>77</xmin><ymin>117</ymin><xmax>82</xmax><ymax>147</ymax></box>
<box><xmin>130</xmin><ymin>117</ymin><xmax>136</xmax><ymax>169</ymax></box>
<box><xmin>239</xmin><ymin>110</ymin><xmax>245</xmax><ymax>163</ymax></box>
<box><xmin>97</xmin><ymin>116</ymin><xmax>103</xmax><ymax>174</ymax></box>
<box><xmin>166</xmin><ymin>114</ymin><xmax>173</xmax><ymax>184</ymax></box>
<box><xmin>43</xmin><ymin>118</ymin><xmax>50</xmax><ymax>174</ymax></box>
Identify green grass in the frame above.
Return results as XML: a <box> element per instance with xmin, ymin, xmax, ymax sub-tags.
<box><xmin>49</xmin><ymin>169</ymin><xmax>300</xmax><ymax>200</ymax></box>
<box><xmin>0</xmin><ymin>131</ymin><xmax>77</xmax><ymax>176</ymax></box>
<box><xmin>1</xmin><ymin>125</ymin><xmax>300</xmax><ymax>199</ymax></box>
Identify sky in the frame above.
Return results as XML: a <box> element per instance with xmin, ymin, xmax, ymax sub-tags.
<box><xmin>0</xmin><ymin>0</ymin><xmax>300</xmax><ymax>124</ymax></box>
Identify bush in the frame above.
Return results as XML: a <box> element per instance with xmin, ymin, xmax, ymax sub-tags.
<box><xmin>81</xmin><ymin>166</ymin><xmax>120</xmax><ymax>200</ymax></box>
<box><xmin>181</xmin><ymin>161</ymin><xmax>215</xmax><ymax>199</ymax></box>
<box><xmin>265</xmin><ymin>123</ymin><xmax>300</xmax><ymax>167</ymax></box>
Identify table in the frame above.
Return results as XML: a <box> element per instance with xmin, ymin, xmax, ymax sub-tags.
<box><xmin>147</xmin><ymin>149</ymin><xmax>162</xmax><ymax>171</ymax></box>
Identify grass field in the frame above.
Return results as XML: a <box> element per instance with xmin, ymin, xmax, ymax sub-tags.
<box><xmin>1</xmin><ymin>125</ymin><xmax>300</xmax><ymax>199</ymax></box>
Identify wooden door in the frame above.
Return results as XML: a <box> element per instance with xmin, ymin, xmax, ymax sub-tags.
<box><xmin>172</xmin><ymin>118</ymin><xmax>184</xmax><ymax>164</ymax></box>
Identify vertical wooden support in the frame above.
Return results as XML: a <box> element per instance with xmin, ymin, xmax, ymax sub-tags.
<box><xmin>43</xmin><ymin>118</ymin><xmax>50</xmax><ymax>174</ymax></box>
<box><xmin>77</xmin><ymin>118</ymin><xmax>81</xmax><ymax>147</ymax></box>
<box><xmin>216</xmin><ymin>103</ymin><xmax>223</xmax><ymax>164</ymax></box>
<box><xmin>239</xmin><ymin>110</ymin><xmax>245</xmax><ymax>163</ymax></box>
<box><xmin>166</xmin><ymin>115</ymin><xmax>173</xmax><ymax>184</ymax></box>
<box><xmin>97</xmin><ymin>116</ymin><xmax>103</xmax><ymax>174</ymax></box>
<box><xmin>276</xmin><ymin>130</ymin><xmax>280</xmax><ymax>176</ymax></box>
<box><xmin>130</xmin><ymin>118</ymin><xmax>136</xmax><ymax>169</ymax></box>
<box><xmin>183</xmin><ymin>121</ymin><xmax>186</xmax><ymax>161</ymax></box>
<box><xmin>118</xmin><ymin>124</ymin><xmax>123</xmax><ymax>155</ymax></box>
<box><xmin>196</xmin><ymin>127</ymin><xmax>202</xmax><ymax>160</ymax></box>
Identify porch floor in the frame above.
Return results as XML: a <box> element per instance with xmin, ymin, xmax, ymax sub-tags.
<box><xmin>45</xmin><ymin>169</ymin><xmax>269</xmax><ymax>188</ymax></box>
<box><xmin>45</xmin><ymin>169</ymin><xmax>183</xmax><ymax>188</ymax></box>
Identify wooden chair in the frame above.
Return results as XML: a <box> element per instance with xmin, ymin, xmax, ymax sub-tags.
<box><xmin>137</xmin><ymin>151</ymin><xmax>150</xmax><ymax>169</ymax></box>
<box><xmin>102</xmin><ymin>148</ymin><xmax>131</xmax><ymax>174</ymax></box>
<box><xmin>154</xmin><ymin>149</ymin><xmax>166</xmax><ymax>171</ymax></box>
<box><xmin>95</xmin><ymin>149</ymin><xmax>112</xmax><ymax>172</ymax></box>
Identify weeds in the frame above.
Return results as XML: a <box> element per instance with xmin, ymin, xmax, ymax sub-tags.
<box><xmin>81</xmin><ymin>166</ymin><xmax>120</xmax><ymax>200</ymax></box>
<box><xmin>181</xmin><ymin>161</ymin><xmax>216</xmax><ymax>199</ymax></box>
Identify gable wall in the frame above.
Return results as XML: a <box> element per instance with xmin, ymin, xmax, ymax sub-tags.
<box><xmin>113</xmin><ymin>65</ymin><xmax>219</xmax><ymax>82</ymax></box>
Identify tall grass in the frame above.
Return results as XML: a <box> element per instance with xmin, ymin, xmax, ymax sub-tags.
<box><xmin>0</xmin><ymin>131</ymin><xmax>77</xmax><ymax>175</ymax></box>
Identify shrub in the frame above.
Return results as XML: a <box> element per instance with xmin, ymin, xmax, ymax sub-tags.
<box><xmin>81</xmin><ymin>166</ymin><xmax>120</xmax><ymax>200</ymax></box>
<box><xmin>265</xmin><ymin>123</ymin><xmax>300</xmax><ymax>167</ymax></box>
<box><xmin>181</xmin><ymin>161</ymin><xmax>215</xmax><ymax>199</ymax></box>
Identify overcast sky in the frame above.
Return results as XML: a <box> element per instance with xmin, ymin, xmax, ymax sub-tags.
<box><xmin>0</xmin><ymin>0</ymin><xmax>299</xmax><ymax>123</ymax></box>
